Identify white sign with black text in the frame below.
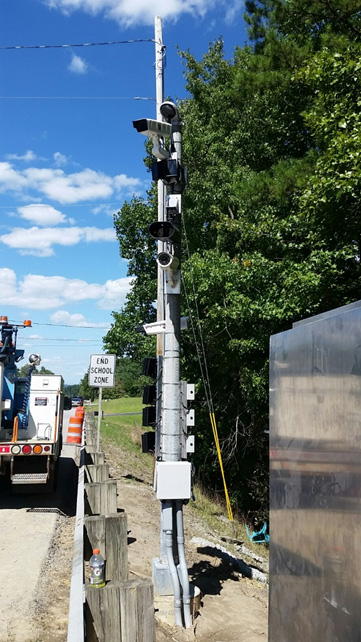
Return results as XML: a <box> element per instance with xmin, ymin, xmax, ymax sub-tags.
<box><xmin>88</xmin><ymin>353</ymin><xmax>116</xmax><ymax>388</ymax></box>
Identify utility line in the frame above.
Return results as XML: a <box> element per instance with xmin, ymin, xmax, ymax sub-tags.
<box><xmin>181</xmin><ymin>218</ymin><xmax>234</xmax><ymax>522</ymax></box>
<box><xmin>32</xmin><ymin>322</ymin><xmax>109</xmax><ymax>329</ymax></box>
<box><xmin>9</xmin><ymin>320</ymin><xmax>109</xmax><ymax>329</ymax></box>
<box><xmin>0</xmin><ymin>96</ymin><xmax>155</xmax><ymax>100</ymax></box>
<box><xmin>21</xmin><ymin>337</ymin><xmax>102</xmax><ymax>341</ymax></box>
<box><xmin>0</xmin><ymin>38</ymin><xmax>158</xmax><ymax>50</ymax></box>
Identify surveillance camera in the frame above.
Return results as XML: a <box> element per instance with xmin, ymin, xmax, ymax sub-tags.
<box><xmin>29</xmin><ymin>353</ymin><xmax>41</xmax><ymax>366</ymax></box>
<box><xmin>133</xmin><ymin>118</ymin><xmax>172</xmax><ymax>138</ymax></box>
<box><xmin>157</xmin><ymin>252</ymin><xmax>180</xmax><ymax>270</ymax></box>
<box><xmin>132</xmin><ymin>119</ymin><xmax>172</xmax><ymax>160</ymax></box>
<box><xmin>166</xmin><ymin>194</ymin><xmax>181</xmax><ymax>218</ymax></box>
<box><xmin>160</xmin><ymin>101</ymin><xmax>179</xmax><ymax>123</ymax></box>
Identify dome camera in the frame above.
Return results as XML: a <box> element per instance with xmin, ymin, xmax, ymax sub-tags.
<box><xmin>29</xmin><ymin>353</ymin><xmax>41</xmax><ymax>365</ymax></box>
<box><xmin>160</xmin><ymin>101</ymin><xmax>179</xmax><ymax>123</ymax></box>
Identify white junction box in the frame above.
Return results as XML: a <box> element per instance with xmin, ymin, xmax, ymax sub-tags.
<box><xmin>155</xmin><ymin>461</ymin><xmax>192</xmax><ymax>500</ymax></box>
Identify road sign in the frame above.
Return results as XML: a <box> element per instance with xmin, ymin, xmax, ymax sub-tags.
<box><xmin>88</xmin><ymin>354</ymin><xmax>116</xmax><ymax>388</ymax></box>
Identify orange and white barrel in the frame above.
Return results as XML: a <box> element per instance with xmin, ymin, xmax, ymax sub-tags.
<box><xmin>66</xmin><ymin>416</ymin><xmax>83</xmax><ymax>445</ymax></box>
<box><xmin>75</xmin><ymin>406</ymin><xmax>85</xmax><ymax>419</ymax></box>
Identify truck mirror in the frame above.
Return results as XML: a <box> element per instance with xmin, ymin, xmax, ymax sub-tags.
<box><xmin>64</xmin><ymin>396</ymin><xmax>72</xmax><ymax>411</ymax></box>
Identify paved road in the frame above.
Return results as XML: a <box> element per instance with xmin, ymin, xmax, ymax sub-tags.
<box><xmin>0</xmin><ymin>408</ymin><xmax>78</xmax><ymax>641</ymax></box>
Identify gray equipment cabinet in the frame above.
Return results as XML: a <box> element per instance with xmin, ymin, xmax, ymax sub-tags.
<box><xmin>269</xmin><ymin>300</ymin><xmax>361</xmax><ymax>641</ymax></box>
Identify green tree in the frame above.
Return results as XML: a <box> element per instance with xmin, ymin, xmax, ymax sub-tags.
<box><xmin>17</xmin><ymin>364</ymin><xmax>54</xmax><ymax>377</ymax></box>
<box><xmin>103</xmin><ymin>1</ymin><xmax>361</xmax><ymax>520</ymax></box>
<box><xmin>79</xmin><ymin>371</ymin><xmax>96</xmax><ymax>401</ymax></box>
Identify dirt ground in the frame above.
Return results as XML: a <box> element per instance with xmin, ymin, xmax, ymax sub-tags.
<box><xmin>105</xmin><ymin>439</ymin><xmax>269</xmax><ymax>642</ymax></box>
<box><xmin>37</xmin><ymin>438</ymin><xmax>268</xmax><ymax>641</ymax></box>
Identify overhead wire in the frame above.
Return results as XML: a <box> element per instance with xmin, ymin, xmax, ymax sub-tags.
<box><xmin>0</xmin><ymin>38</ymin><xmax>157</xmax><ymax>50</ymax></box>
<box><xmin>0</xmin><ymin>96</ymin><xmax>154</xmax><ymax>100</ymax></box>
<box><xmin>9</xmin><ymin>320</ymin><xmax>109</xmax><ymax>329</ymax></box>
<box><xmin>181</xmin><ymin>217</ymin><xmax>234</xmax><ymax>522</ymax></box>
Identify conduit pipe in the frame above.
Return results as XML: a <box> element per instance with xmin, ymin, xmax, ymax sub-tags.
<box><xmin>176</xmin><ymin>500</ymin><xmax>191</xmax><ymax>628</ymax></box>
<box><xmin>163</xmin><ymin>502</ymin><xmax>183</xmax><ymax>627</ymax></box>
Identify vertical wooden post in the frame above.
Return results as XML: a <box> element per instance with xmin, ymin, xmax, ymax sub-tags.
<box><xmin>84</xmin><ymin>513</ymin><xmax>128</xmax><ymax>581</ymax></box>
<box><xmin>105</xmin><ymin>513</ymin><xmax>128</xmax><ymax>581</ymax></box>
<box><xmin>85</xmin><ymin>480</ymin><xmax>117</xmax><ymax>516</ymax></box>
<box><xmin>86</xmin><ymin>463</ymin><xmax>110</xmax><ymax>483</ymax></box>
<box><xmin>85</xmin><ymin>579</ymin><xmax>155</xmax><ymax>642</ymax></box>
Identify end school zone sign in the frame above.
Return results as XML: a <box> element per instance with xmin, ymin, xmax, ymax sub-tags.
<box><xmin>89</xmin><ymin>354</ymin><xmax>116</xmax><ymax>388</ymax></box>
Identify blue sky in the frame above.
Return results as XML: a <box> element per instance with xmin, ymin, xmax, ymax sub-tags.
<box><xmin>0</xmin><ymin>0</ymin><xmax>248</xmax><ymax>384</ymax></box>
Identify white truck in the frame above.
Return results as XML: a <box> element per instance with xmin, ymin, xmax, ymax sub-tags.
<box><xmin>0</xmin><ymin>316</ymin><xmax>71</xmax><ymax>490</ymax></box>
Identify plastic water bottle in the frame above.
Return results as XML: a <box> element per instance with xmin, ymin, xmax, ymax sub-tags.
<box><xmin>89</xmin><ymin>549</ymin><xmax>105</xmax><ymax>588</ymax></box>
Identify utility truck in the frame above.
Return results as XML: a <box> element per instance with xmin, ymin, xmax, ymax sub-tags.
<box><xmin>0</xmin><ymin>316</ymin><xmax>71</xmax><ymax>490</ymax></box>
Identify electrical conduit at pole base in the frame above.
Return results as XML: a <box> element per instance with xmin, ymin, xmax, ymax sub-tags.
<box><xmin>163</xmin><ymin>502</ymin><xmax>183</xmax><ymax>627</ymax></box>
<box><xmin>176</xmin><ymin>500</ymin><xmax>191</xmax><ymax>628</ymax></box>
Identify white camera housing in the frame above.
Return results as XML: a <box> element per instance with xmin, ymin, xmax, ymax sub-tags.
<box><xmin>166</xmin><ymin>194</ymin><xmax>181</xmax><ymax>218</ymax></box>
<box><xmin>133</xmin><ymin>118</ymin><xmax>172</xmax><ymax>138</ymax></box>
<box><xmin>133</xmin><ymin>119</ymin><xmax>172</xmax><ymax>160</ymax></box>
<box><xmin>157</xmin><ymin>251</ymin><xmax>180</xmax><ymax>270</ymax></box>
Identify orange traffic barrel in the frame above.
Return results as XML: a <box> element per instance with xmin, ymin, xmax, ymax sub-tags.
<box><xmin>75</xmin><ymin>406</ymin><xmax>85</xmax><ymax>418</ymax></box>
<box><xmin>67</xmin><ymin>416</ymin><xmax>83</xmax><ymax>445</ymax></box>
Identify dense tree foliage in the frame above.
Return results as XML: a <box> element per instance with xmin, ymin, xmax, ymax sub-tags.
<box><xmin>78</xmin><ymin>358</ymin><xmax>150</xmax><ymax>401</ymax></box>
<box><xmin>104</xmin><ymin>1</ymin><xmax>361</xmax><ymax>521</ymax></box>
<box><xmin>17</xmin><ymin>364</ymin><xmax>54</xmax><ymax>377</ymax></box>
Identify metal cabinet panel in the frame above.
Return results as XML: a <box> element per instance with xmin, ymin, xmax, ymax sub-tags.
<box><xmin>269</xmin><ymin>300</ymin><xmax>361</xmax><ymax>641</ymax></box>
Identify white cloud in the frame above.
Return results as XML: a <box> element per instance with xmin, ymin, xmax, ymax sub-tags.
<box><xmin>92</xmin><ymin>204</ymin><xmax>119</xmax><ymax>217</ymax></box>
<box><xmin>6</xmin><ymin>150</ymin><xmax>37</xmax><ymax>162</ymax></box>
<box><xmin>17</xmin><ymin>204</ymin><xmax>67</xmax><ymax>226</ymax></box>
<box><xmin>99</xmin><ymin>277</ymin><xmax>135</xmax><ymax>309</ymax></box>
<box><xmin>0</xmin><ymin>162</ymin><xmax>28</xmax><ymax>192</ymax></box>
<box><xmin>0</xmin><ymin>225</ymin><xmax>116</xmax><ymax>257</ymax></box>
<box><xmin>53</xmin><ymin>152</ymin><xmax>68</xmax><ymax>167</ymax></box>
<box><xmin>0</xmin><ymin>268</ymin><xmax>132</xmax><ymax>310</ymax></box>
<box><xmin>0</xmin><ymin>162</ymin><xmax>141</xmax><ymax>204</ymax></box>
<box><xmin>50</xmin><ymin>310</ymin><xmax>110</xmax><ymax>328</ymax></box>
<box><xmin>68</xmin><ymin>53</ymin><xmax>89</xmax><ymax>74</ymax></box>
<box><xmin>43</xmin><ymin>0</ymin><xmax>219</xmax><ymax>26</ymax></box>
<box><xmin>225</xmin><ymin>0</ymin><xmax>244</xmax><ymax>26</ymax></box>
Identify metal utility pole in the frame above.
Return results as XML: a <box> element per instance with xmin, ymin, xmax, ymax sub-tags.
<box><xmin>132</xmin><ymin>22</ymin><xmax>194</xmax><ymax>628</ymax></box>
<box><xmin>154</xmin><ymin>16</ymin><xmax>165</xmax><ymax>459</ymax></box>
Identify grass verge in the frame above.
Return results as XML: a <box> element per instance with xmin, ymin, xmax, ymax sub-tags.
<box><xmin>87</xmin><ymin>396</ymin><xmax>269</xmax><ymax>560</ymax></box>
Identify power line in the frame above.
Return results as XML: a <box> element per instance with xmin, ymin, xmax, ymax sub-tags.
<box><xmin>19</xmin><ymin>343</ymin><xmax>103</xmax><ymax>347</ymax></box>
<box><xmin>32</xmin><ymin>322</ymin><xmax>110</xmax><ymax>329</ymax></box>
<box><xmin>9</xmin><ymin>320</ymin><xmax>110</xmax><ymax>329</ymax></box>
<box><xmin>21</xmin><ymin>337</ymin><xmax>102</xmax><ymax>341</ymax></box>
<box><xmin>0</xmin><ymin>96</ymin><xmax>155</xmax><ymax>100</ymax></box>
<box><xmin>0</xmin><ymin>38</ymin><xmax>158</xmax><ymax>51</ymax></box>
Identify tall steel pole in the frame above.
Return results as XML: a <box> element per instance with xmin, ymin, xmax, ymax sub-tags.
<box><xmin>153</xmin><ymin>15</ymin><xmax>170</xmax><ymax>591</ymax></box>
<box><xmin>150</xmin><ymin>24</ymin><xmax>191</xmax><ymax>627</ymax></box>
<box><xmin>155</xmin><ymin>16</ymin><xmax>165</xmax><ymax>458</ymax></box>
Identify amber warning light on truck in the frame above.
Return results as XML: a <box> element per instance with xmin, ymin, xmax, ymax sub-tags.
<box><xmin>88</xmin><ymin>354</ymin><xmax>116</xmax><ymax>388</ymax></box>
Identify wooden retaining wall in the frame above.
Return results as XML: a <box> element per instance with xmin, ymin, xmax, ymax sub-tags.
<box><xmin>83</xmin><ymin>414</ymin><xmax>155</xmax><ymax>642</ymax></box>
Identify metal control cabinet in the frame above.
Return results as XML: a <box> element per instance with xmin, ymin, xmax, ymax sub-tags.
<box><xmin>269</xmin><ymin>300</ymin><xmax>361</xmax><ymax>641</ymax></box>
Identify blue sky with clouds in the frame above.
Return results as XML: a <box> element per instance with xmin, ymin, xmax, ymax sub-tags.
<box><xmin>0</xmin><ymin>0</ymin><xmax>248</xmax><ymax>384</ymax></box>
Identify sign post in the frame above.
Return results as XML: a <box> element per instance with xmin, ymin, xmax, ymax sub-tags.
<box><xmin>88</xmin><ymin>354</ymin><xmax>116</xmax><ymax>452</ymax></box>
<box><xmin>96</xmin><ymin>386</ymin><xmax>102</xmax><ymax>452</ymax></box>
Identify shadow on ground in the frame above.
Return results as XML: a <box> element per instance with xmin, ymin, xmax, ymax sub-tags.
<box><xmin>0</xmin><ymin>453</ymin><xmax>78</xmax><ymax>517</ymax></box>
<box><xmin>188</xmin><ymin>553</ymin><xmax>239</xmax><ymax>597</ymax></box>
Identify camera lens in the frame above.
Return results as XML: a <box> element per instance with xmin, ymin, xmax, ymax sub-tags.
<box><xmin>158</xmin><ymin>252</ymin><xmax>171</xmax><ymax>266</ymax></box>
